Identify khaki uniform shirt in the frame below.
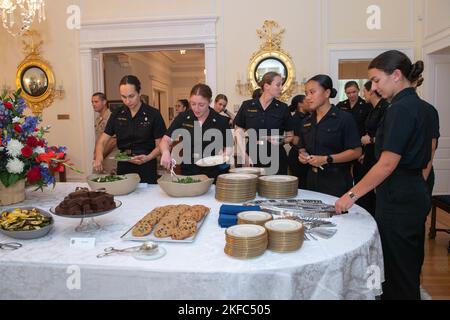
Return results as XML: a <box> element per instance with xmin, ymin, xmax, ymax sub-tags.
<box><xmin>95</xmin><ymin>109</ymin><xmax>118</xmax><ymax>174</ymax></box>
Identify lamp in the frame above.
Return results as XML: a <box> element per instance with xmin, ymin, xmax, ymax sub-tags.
<box><xmin>54</xmin><ymin>82</ymin><xmax>65</xmax><ymax>99</ymax></box>
<box><xmin>235</xmin><ymin>78</ymin><xmax>252</xmax><ymax>96</ymax></box>
<box><xmin>0</xmin><ymin>0</ymin><xmax>46</xmax><ymax>36</ymax></box>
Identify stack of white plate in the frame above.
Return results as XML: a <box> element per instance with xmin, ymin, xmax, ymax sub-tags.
<box><xmin>258</xmin><ymin>175</ymin><xmax>298</xmax><ymax>199</ymax></box>
<box><xmin>237</xmin><ymin>211</ymin><xmax>273</xmax><ymax>226</ymax></box>
<box><xmin>215</xmin><ymin>173</ymin><xmax>258</xmax><ymax>203</ymax></box>
<box><xmin>229</xmin><ymin>167</ymin><xmax>265</xmax><ymax>177</ymax></box>
<box><xmin>224</xmin><ymin>224</ymin><xmax>268</xmax><ymax>258</ymax></box>
<box><xmin>264</xmin><ymin>219</ymin><xmax>304</xmax><ymax>252</ymax></box>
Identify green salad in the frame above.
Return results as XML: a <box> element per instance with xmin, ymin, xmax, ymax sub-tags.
<box><xmin>115</xmin><ymin>152</ymin><xmax>133</xmax><ymax>161</ymax></box>
<box><xmin>91</xmin><ymin>175</ymin><xmax>126</xmax><ymax>183</ymax></box>
<box><xmin>175</xmin><ymin>177</ymin><xmax>201</xmax><ymax>184</ymax></box>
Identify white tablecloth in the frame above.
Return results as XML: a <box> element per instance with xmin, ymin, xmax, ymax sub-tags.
<box><xmin>0</xmin><ymin>183</ymin><xmax>384</xmax><ymax>300</ymax></box>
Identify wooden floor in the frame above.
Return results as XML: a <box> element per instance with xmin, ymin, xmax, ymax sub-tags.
<box><xmin>421</xmin><ymin>208</ymin><xmax>450</xmax><ymax>300</ymax></box>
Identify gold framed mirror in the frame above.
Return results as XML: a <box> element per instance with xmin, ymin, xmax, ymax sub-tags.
<box><xmin>15</xmin><ymin>30</ymin><xmax>55</xmax><ymax>114</ymax></box>
<box><xmin>247</xmin><ymin>21</ymin><xmax>297</xmax><ymax>102</ymax></box>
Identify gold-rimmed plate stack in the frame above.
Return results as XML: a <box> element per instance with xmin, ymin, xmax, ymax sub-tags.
<box><xmin>258</xmin><ymin>175</ymin><xmax>298</xmax><ymax>199</ymax></box>
<box><xmin>224</xmin><ymin>224</ymin><xmax>268</xmax><ymax>258</ymax></box>
<box><xmin>215</xmin><ymin>173</ymin><xmax>258</xmax><ymax>203</ymax></box>
<box><xmin>237</xmin><ymin>211</ymin><xmax>273</xmax><ymax>226</ymax></box>
<box><xmin>264</xmin><ymin>219</ymin><xmax>304</xmax><ymax>252</ymax></box>
<box><xmin>229</xmin><ymin>167</ymin><xmax>266</xmax><ymax>177</ymax></box>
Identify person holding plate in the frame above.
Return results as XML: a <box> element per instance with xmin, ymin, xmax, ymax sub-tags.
<box><xmin>234</xmin><ymin>71</ymin><xmax>294</xmax><ymax>175</ymax></box>
<box><xmin>160</xmin><ymin>83</ymin><xmax>233</xmax><ymax>180</ymax></box>
<box><xmin>93</xmin><ymin>75</ymin><xmax>167</xmax><ymax>184</ymax></box>
<box><xmin>298</xmin><ymin>74</ymin><xmax>362</xmax><ymax>197</ymax></box>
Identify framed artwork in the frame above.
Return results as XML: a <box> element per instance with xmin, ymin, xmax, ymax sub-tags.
<box><xmin>107</xmin><ymin>100</ymin><xmax>123</xmax><ymax>113</ymax></box>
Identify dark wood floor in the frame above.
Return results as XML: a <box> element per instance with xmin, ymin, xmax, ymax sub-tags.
<box><xmin>422</xmin><ymin>208</ymin><xmax>450</xmax><ymax>300</ymax></box>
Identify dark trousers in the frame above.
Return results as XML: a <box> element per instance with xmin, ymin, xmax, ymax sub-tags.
<box><xmin>305</xmin><ymin>166</ymin><xmax>353</xmax><ymax>198</ymax></box>
<box><xmin>247</xmin><ymin>144</ymin><xmax>288</xmax><ymax>175</ymax></box>
<box><xmin>375</xmin><ymin>170</ymin><xmax>430</xmax><ymax>300</ymax></box>
<box><xmin>287</xmin><ymin>147</ymin><xmax>308</xmax><ymax>189</ymax></box>
<box><xmin>356</xmin><ymin>145</ymin><xmax>377</xmax><ymax>215</ymax></box>
<box><xmin>117</xmin><ymin>159</ymin><xmax>157</xmax><ymax>184</ymax></box>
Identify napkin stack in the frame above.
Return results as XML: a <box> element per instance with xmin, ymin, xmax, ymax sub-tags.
<box><xmin>218</xmin><ymin>205</ymin><xmax>261</xmax><ymax>228</ymax></box>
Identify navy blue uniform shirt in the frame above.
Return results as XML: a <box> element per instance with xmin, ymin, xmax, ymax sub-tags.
<box><xmin>375</xmin><ymin>88</ymin><xmax>432</xmax><ymax>169</ymax></box>
<box><xmin>104</xmin><ymin>103</ymin><xmax>166</xmax><ymax>154</ymax></box>
<box><xmin>299</xmin><ymin>105</ymin><xmax>361</xmax><ymax>158</ymax></box>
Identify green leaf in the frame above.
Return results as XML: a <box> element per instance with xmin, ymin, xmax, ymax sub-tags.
<box><xmin>0</xmin><ymin>172</ymin><xmax>22</xmax><ymax>188</ymax></box>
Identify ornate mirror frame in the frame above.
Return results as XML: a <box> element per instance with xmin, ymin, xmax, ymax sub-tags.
<box><xmin>15</xmin><ymin>30</ymin><xmax>55</xmax><ymax>114</ymax></box>
<box><xmin>247</xmin><ymin>21</ymin><xmax>297</xmax><ymax>102</ymax></box>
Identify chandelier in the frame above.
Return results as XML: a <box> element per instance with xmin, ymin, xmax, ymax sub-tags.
<box><xmin>0</xmin><ymin>0</ymin><xmax>46</xmax><ymax>36</ymax></box>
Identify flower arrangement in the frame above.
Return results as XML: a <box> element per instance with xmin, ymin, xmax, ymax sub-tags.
<box><xmin>0</xmin><ymin>89</ymin><xmax>81</xmax><ymax>191</ymax></box>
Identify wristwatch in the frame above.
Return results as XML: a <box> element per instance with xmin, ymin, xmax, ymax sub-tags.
<box><xmin>326</xmin><ymin>155</ymin><xmax>334</xmax><ymax>164</ymax></box>
<box><xmin>348</xmin><ymin>191</ymin><xmax>358</xmax><ymax>202</ymax></box>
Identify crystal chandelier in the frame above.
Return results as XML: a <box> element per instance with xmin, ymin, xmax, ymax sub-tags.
<box><xmin>0</xmin><ymin>0</ymin><xmax>46</xmax><ymax>36</ymax></box>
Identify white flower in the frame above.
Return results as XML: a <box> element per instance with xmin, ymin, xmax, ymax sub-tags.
<box><xmin>12</xmin><ymin>117</ymin><xmax>21</xmax><ymax>124</ymax></box>
<box><xmin>6</xmin><ymin>139</ymin><xmax>24</xmax><ymax>157</ymax></box>
<box><xmin>34</xmin><ymin>146</ymin><xmax>46</xmax><ymax>154</ymax></box>
<box><xmin>6</xmin><ymin>158</ymin><xmax>25</xmax><ymax>174</ymax></box>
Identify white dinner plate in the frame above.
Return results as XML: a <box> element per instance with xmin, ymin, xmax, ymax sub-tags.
<box><xmin>195</xmin><ymin>155</ymin><xmax>230</xmax><ymax>167</ymax></box>
<box><xmin>259</xmin><ymin>175</ymin><xmax>298</xmax><ymax>183</ymax></box>
<box><xmin>226</xmin><ymin>224</ymin><xmax>266</xmax><ymax>238</ymax></box>
<box><xmin>265</xmin><ymin>219</ymin><xmax>303</xmax><ymax>232</ymax></box>
<box><xmin>237</xmin><ymin>211</ymin><xmax>272</xmax><ymax>222</ymax></box>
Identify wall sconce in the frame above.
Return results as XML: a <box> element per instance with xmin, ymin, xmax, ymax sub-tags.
<box><xmin>55</xmin><ymin>82</ymin><xmax>65</xmax><ymax>99</ymax></box>
<box><xmin>235</xmin><ymin>78</ymin><xmax>252</xmax><ymax>96</ymax></box>
<box><xmin>1</xmin><ymin>83</ymin><xmax>14</xmax><ymax>95</ymax></box>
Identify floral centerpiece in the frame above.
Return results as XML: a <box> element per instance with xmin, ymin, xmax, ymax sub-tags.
<box><xmin>0</xmin><ymin>89</ymin><xmax>80</xmax><ymax>204</ymax></box>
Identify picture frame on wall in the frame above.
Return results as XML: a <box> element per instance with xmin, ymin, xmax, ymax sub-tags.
<box><xmin>107</xmin><ymin>100</ymin><xmax>123</xmax><ymax>113</ymax></box>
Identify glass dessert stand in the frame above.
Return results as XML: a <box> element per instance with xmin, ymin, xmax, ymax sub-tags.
<box><xmin>49</xmin><ymin>200</ymin><xmax>122</xmax><ymax>232</ymax></box>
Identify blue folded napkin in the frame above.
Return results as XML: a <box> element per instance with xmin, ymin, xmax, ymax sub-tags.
<box><xmin>219</xmin><ymin>205</ymin><xmax>261</xmax><ymax>216</ymax></box>
<box><xmin>218</xmin><ymin>205</ymin><xmax>262</xmax><ymax>228</ymax></box>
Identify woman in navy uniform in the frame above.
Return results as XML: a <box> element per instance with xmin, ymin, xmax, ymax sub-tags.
<box><xmin>160</xmin><ymin>84</ymin><xmax>233</xmax><ymax>180</ymax></box>
<box><xmin>93</xmin><ymin>75</ymin><xmax>166</xmax><ymax>184</ymax></box>
<box><xmin>287</xmin><ymin>95</ymin><xmax>310</xmax><ymax>188</ymax></box>
<box><xmin>413</xmin><ymin>76</ymin><xmax>440</xmax><ymax>197</ymax></box>
<box><xmin>337</xmin><ymin>81</ymin><xmax>371</xmax><ymax>187</ymax></box>
<box><xmin>335</xmin><ymin>50</ymin><xmax>433</xmax><ymax>300</ymax></box>
<box><xmin>234</xmin><ymin>72</ymin><xmax>293</xmax><ymax>175</ymax></box>
<box><xmin>357</xmin><ymin>80</ymin><xmax>389</xmax><ymax>215</ymax></box>
<box><xmin>297</xmin><ymin>75</ymin><xmax>362</xmax><ymax>197</ymax></box>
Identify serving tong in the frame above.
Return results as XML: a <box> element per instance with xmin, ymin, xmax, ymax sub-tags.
<box><xmin>97</xmin><ymin>242</ymin><xmax>158</xmax><ymax>258</ymax></box>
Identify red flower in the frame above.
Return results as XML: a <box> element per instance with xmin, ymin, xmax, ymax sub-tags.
<box><xmin>13</xmin><ymin>124</ymin><xmax>22</xmax><ymax>133</ymax></box>
<box><xmin>26</xmin><ymin>136</ymin><xmax>39</xmax><ymax>148</ymax></box>
<box><xmin>27</xmin><ymin>166</ymin><xmax>42</xmax><ymax>184</ymax></box>
<box><xmin>21</xmin><ymin>145</ymin><xmax>34</xmax><ymax>158</ymax></box>
<box><xmin>3</xmin><ymin>101</ymin><xmax>13</xmax><ymax>109</ymax></box>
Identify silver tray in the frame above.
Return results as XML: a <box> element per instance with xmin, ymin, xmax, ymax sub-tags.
<box><xmin>121</xmin><ymin>210</ymin><xmax>209</xmax><ymax>243</ymax></box>
<box><xmin>49</xmin><ymin>200</ymin><xmax>122</xmax><ymax>219</ymax></box>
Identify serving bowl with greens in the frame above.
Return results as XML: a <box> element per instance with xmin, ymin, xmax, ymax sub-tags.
<box><xmin>87</xmin><ymin>173</ymin><xmax>140</xmax><ymax>195</ymax></box>
<box><xmin>157</xmin><ymin>174</ymin><xmax>213</xmax><ymax>197</ymax></box>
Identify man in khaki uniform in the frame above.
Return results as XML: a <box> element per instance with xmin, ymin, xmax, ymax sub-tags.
<box><xmin>92</xmin><ymin>92</ymin><xmax>118</xmax><ymax>174</ymax></box>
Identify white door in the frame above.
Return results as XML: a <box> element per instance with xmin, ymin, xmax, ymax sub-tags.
<box><xmin>426</xmin><ymin>53</ymin><xmax>450</xmax><ymax>195</ymax></box>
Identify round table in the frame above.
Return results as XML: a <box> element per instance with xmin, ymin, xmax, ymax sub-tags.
<box><xmin>0</xmin><ymin>183</ymin><xmax>383</xmax><ymax>300</ymax></box>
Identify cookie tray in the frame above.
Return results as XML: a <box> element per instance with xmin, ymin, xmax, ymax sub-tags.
<box><xmin>120</xmin><ymin>212</ymin><xmax>209</xmax><ymax>243</ymax></box>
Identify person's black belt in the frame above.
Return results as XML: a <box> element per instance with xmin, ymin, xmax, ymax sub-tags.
<box><xmin>393</xmin><ymin>168</ymin><xmax>422</xmax><ymax>176</ymax></box>
<box><xmin>310</xmin><ymin>164</ymin><xmax>350</xmax><ymax>174</ymax></box>
<box><xmin>120</xmin><ymin>149</ymin><xmax>152</xmax><ymax>156</ymax></box>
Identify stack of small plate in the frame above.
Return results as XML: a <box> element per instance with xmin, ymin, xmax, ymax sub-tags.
<box><xmin>258</xmin><ymin>175</ymin><xmax>298</xmax><ymax>199</ymax></box>
<box><xmin>215</xmin><ymin>173</ymin><xmax>258</xmax><ymax>203</ymax></box>
<box><xmin>224</xmin><ymin>224</ymin><xmax>268</xmax><ymax>258</ymax></box>
<box><xmin>237</xmin><ymin>211</ymin><xmax>273</xmax><ymax>226</ymax></box>
<box><xmin>264</xmin><ymin>219</ymin><xmax>304</xmax><ymax>252</ymax></box>
<box><xmin>229</xmin><ymin>167</ymin><xmax>265</xmax><ymax>177</ymax></box>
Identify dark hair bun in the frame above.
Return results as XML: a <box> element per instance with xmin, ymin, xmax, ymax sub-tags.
<box><xmin>408</xmin><ymin>61</ymin><xmax>424</xmax><ymax>82</ymax></box>
<box><xmin>330</xmin><ymin>88</ymin><xmax>337</xmax><ymax>98</ymax></box>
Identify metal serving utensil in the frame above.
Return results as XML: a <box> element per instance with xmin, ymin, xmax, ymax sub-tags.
<box><xmin>97</xmin><ymin>242</ymin><xmax>158</xmax><ymax>258</ymax></box>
